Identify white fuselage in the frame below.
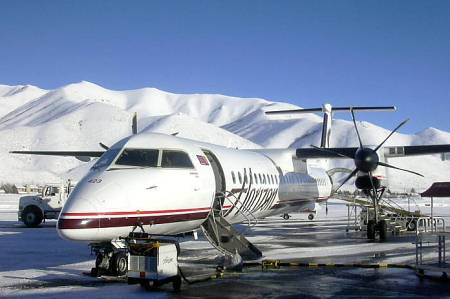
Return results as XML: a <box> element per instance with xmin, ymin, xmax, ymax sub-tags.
<box><xmin>57</xmin><ymin>133</ymin><xmax>332</xmax><ymax>242</ymax></box>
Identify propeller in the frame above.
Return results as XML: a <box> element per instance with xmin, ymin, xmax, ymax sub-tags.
<box><xmin>343</xmin><ymin>109</ymin><xmax>421</xmax><ymax>192</ymax></box>
<box><xmin>314</xmin><ymin>108</ymin><xmax>423</xmax><ymax>193</ymax></box>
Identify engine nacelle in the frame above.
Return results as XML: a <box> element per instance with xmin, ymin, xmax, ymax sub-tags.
<box><xmin>355</xmin><ymin>175</ymin><xmax>380</xmax><ymax>190</ymax></box>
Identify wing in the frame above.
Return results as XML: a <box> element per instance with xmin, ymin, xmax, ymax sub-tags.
<box><xmin>10</xmin><ymin>150</ymin><xmax>105</xmax><ymax>157</ymax></box>
<box><xmin>383</xmin><ymin>145</ymin><xmax>450</xmax><ymax>157</ymax></box>
<box><xmin>295</xmin><ymin>144</ymin><xmax>450</xmax><ymax>159</ymax></box>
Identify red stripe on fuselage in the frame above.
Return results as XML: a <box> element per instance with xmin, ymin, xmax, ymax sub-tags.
<box><xmin>58</xmin><ymin>211</ymin><xmax>210</xmax><ymax>229</ymax></box>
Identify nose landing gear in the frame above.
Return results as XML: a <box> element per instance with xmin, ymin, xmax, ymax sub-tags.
<box><xmin>90</xmin><ymin>243</ymin><xmax>128</xmax><ymax>277</ymax></box>
<box><xmin>364</xmin><ymin>187</ymin><xmax>388</xmax><ymax>242</ymax></box>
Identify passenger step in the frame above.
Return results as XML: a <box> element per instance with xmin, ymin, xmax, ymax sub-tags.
<box><xmin>201</xmin><ymin>213</ymin><xmax>262</xmax><ymax>260</ymax></box>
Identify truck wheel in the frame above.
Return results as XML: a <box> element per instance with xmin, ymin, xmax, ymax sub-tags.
<box><xmin>407</xmin><ymin>220</ymin><xmax>417</xmax><ymax>231</ymax></box>
<box><xmin>110</xmin><ymin>252</ymin><xmax>128</xmax><ymax>276</ymax></box>
<box><xmin>22</xmin><ymin>206</ymin><xmax>43</xmax><ymax>227</ymax></box>
<box><xmin>308</xmin><ymin>214</ymin><xmax>314</xmax><ymax>221</ymax></box>
<box><xmin>282</xmin><ymin>214</ymin><xmax>290</xmax><ymax>220</ymax></box>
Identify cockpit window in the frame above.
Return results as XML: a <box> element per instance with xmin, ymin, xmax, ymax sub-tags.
<box><xmin>91</xmin><ymin>148</ymin><xmax>121</xmax><ymax>170</ymax></box>
<box><xmin>161</xmin><ymin>150</ymin><xmax>193</xmax><ymax>168</ymax></box>
<box><xmin>116</xmin><ymin>149</ymin><xmax>159</xmax><ymax>167</ymax></box>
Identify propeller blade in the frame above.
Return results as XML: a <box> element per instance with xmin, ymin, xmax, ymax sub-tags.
<box><xmin>310</xmin><ymin>145</ymin><xmax>354</xmax><ymax>159</ymax></box>
<box><xmin>350</xmin><ymin>108</ymin><xmax>363</xmax><ymax>148</ymax></box>
<box><xmin>334</xmin><ymin>168</ymin><xmax>358</xmax><ymax>193</ymax></box>
<box><xmin>374</xmin><ymin>119</ymin><xmax>409</xmax><ymax>152</ymax></box>
<box><xmin>377</xmin><ymin>161</ymin><xmax>424</xmax><ymax>177</ymax></box>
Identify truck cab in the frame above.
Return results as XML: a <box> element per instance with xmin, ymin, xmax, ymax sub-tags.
<box><xmin>18</xmin><ymin>180</ymin><xmax>75</xmax><ymax>227</ymax></box>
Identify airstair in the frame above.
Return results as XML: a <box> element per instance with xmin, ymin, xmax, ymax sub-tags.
<box><xmin>200</xmin><ymin>192</ymin><xmax>262</xmax><ymax>260</ymax></box>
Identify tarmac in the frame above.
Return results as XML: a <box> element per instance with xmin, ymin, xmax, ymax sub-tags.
<box><xmin>2</xmin><ymin>196</ymin><xmax>450</xmax><ymax>298</ymax></box>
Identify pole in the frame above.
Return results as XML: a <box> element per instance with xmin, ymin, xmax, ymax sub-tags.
<box><xmin>431</xmin><ymin>197</ymin><xmax>434</xmax><ymax>232</ymax></box>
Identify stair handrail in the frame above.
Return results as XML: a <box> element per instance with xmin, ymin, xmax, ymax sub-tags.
<box><xmin>213</xmin><ymin>191</ymin><xmax>252</xmax><ymax>227</ymax></box>
<box><xmin>222</xmin><ymin>190</ymin><xmax>258</xmax><ymax>227</ymax></box>
<box><xmin>379</xmin><ymin>197</ymin><xmax>411</xmax><ymax>216</ymax></box>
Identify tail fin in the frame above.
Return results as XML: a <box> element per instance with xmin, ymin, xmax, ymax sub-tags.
<box><xmin>266</xmin><ymin>104</ymin><xmax>396</xmax><ymax>148</ymax></box>
<box><xmin>321</xmin><ymin>104</ymin><xmax>332</xmax><ymax>148</ymax></box>
<box><xmin>132</xmin><ymin>112</ymin><xmax>138</xmax><ymax>135</ymax></box>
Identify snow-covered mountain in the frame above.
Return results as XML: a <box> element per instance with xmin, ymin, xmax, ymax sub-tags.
<box><xmin>1</xmin><ymin>81</ymin><xmax>449</xmax><ymax>192</ymax></box>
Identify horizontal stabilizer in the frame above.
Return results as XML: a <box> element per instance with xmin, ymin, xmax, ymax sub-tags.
<box><xmin>10</xmin><ymin>150</ymin><xmax>105</xmax><ymax>157</ymax></box>
<box><xmin>266</xmin><ymin>106</ymin><xmax>396</xmax><ymax>115</ymax></box>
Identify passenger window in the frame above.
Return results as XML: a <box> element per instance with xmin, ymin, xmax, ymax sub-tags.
<box><xmin>116</xmin><ymin>149</ymin><xmax>159</xmax><ymax>167</ymax></box>
<box><xmin>161</xmin><ymin>150</ymin><xmax>193</xmax><ymax>168</ymax></box>
<box><xmin>231</xmin><ymin>171</ymin><xmax>236</xmax><ymax>184</ymax></box>
<box><xmin>254</xmin><ymin>173</ymin><xmax>258</xmax><ymax>184</ymax></box>
<box><xmin>238</xmin><ymin>172</ymin><xmax>242</xmax><ymax>184</ymax></box>
<box><xmin>259</xmin><ymin>174</ymin><xmax>262</xmax><ymax>184</ymax></box>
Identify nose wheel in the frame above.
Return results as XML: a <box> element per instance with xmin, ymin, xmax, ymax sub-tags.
<box><xmin>90</xmin><ymin>243</ymin><xmax>128</xmax><ymax>277</ymax></box>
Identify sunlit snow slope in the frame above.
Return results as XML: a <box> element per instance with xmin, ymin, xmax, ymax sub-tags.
<box><xmin>1</xmin><ymin>81</ymin><xmax>449</xmax><ymax>191</ymax></box>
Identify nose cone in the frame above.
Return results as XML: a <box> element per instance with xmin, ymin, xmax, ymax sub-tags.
<box><xmin>57</xmin><ymin>198</ymin><xmax>100</xmax><ymax>241</ymax></box>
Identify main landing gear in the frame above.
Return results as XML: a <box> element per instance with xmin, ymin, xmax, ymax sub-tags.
<box><xmin>366</xmin><ymin>219</ymin><xmax>387</xmax><ymax>241</ymax></box>
<box><xmin>364</xmin><ymin>187</ymin><xmax>388</xmax><ymax>242</ymax></box>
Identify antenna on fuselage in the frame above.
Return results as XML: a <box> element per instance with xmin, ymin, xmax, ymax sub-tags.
<box><xmin>265</xmin><ymin>104</ymin><xmax>396</xmax><ymax>148</ymax></box>
<box><xmin>132</xmin><ymin>112</ymin><xmax>138</xmax><ymax>135</ymax></box>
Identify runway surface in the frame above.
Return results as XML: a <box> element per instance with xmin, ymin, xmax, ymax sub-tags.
<box><xmin>2</xmin><ymin>194</ymin><xmax>450</xmax><ymax>298</ymax></box>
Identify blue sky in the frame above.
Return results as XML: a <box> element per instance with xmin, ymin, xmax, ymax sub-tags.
<box><xmin>0</xmin><ymin>0</ymin><xmax>449</xmax><ymax>133</ymax></box>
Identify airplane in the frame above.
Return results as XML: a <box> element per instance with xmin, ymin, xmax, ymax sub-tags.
<box><xmin>11</xmin><ymin>104</ymin><xmax>450</xmax><ymax>276</ymax></box>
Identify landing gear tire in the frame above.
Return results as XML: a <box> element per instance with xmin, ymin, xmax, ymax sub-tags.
<box><xmin>379</xmin><ymin>220</ymin><xmax>387</xmax><ymax>242</ymax></box>
<box><xmin>367</xmin><ymin>220</ymin><xmax>376</xmax><ymax>240</ymax></box>
<box><xmin>21</xmin><ymin>206</ymin><xmax>43</xmax><ymax>227</ymax></box>
<box><xmin>308</xmin><ymin>214</ymin><xmax>314</xmax><ymax>221</ymax></box>
<box><xmin>282</xmin><ymin>214</ymin><xmax>290</xmax><ymax>220</ymax></box>
<box><xmin>110</xmin><ymin>252</ymin><xmax>128</xmax><ymax>276</ymax></box>
<box><xmin>407</xmin><ymin>220</ymin><xmax>417</xmax><ymax>231</ymax></box>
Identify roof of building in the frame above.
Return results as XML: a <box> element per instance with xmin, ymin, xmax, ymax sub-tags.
<box><xmin>420</xmin><ymin>182</ymin><xmax>450</xmax><ymax>197</ymax></box>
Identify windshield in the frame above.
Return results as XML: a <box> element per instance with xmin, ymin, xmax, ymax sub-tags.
<box><xmin>91</xmin><ymin>148</ymin><xmax>121</xmax><ymax>170</ymax></box>
<box><xmin>161</xmin><ymin>150</ymin><xmax>194</xmax><ymax>168</ymax></box>
<box><xmin>115</xmin><ymin>149</ymin><xmax>159</xmax><ymax>167</ymax></box>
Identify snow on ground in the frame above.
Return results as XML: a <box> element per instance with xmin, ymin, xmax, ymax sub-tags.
<box><xmin>2</xmin><ymin>194</ymin><xmax>450</xmax><ymax>298</ymax></box>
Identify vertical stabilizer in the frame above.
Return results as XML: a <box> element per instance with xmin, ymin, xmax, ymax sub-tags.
<box><xmin>321</xmin><ymin>103</ymin><xmax>333</xmax><ymax>148</ymax></box>
<box><xmin>132</xmin><ymin>112</ymin><xmax>138</xmax><ymax>135</ymax></box>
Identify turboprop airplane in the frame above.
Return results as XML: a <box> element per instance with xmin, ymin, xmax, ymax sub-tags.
<box><xmin>10</xmin><ymin>104</ymin><xmax>450</xmax><ymax>276</ymax></box>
